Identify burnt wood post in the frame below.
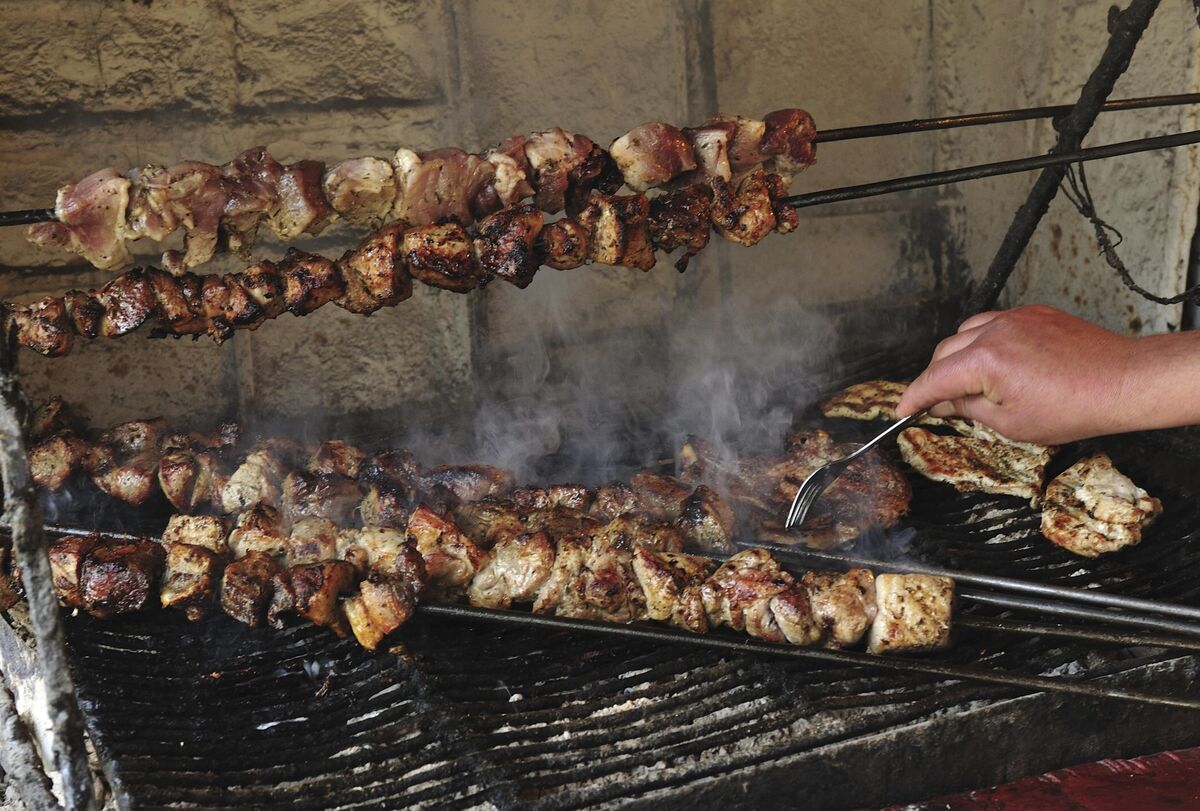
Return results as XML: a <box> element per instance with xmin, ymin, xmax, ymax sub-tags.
<box><xmin>0</xmin><ymin>327</ymin><xmax>96</xmax><ymax>811</ymax></box>
<box><xmin>967</xmin><ymin>0</ymin><xmax>1162</xmax><ymax>315</ymax></box>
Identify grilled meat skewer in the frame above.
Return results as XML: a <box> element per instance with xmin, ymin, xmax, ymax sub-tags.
<box><xmin>24</xmin><ymin>110</ymin><xmax>815</xmax><ymax>272</ymax></box>
<box><xmin>8</xmin><ymin>170</ymin><xmax>796</xmax><ymax>358</ymax></box>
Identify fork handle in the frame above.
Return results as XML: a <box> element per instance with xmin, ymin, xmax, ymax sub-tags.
<box><xmin>846</xmin><ymin>410</ymin><xmax>926</xmax><ymax>460</ymax></box>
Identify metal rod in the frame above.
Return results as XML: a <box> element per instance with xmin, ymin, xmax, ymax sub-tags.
<box><xmin>0</xmin><ymin>208</ymin><xmax>54</xmax><ymax>227</ymax></box>
<box><xmin>814</xmin><ymin>91</ymin><xmax>1200</xmax><ymax>143</ymax></box>
<box><xmin>417</xmin><ymin>603</ymin><xmax>1200</xmax><ymax>711</ymax></box>
<box><xmin>756</xmin><ymin>540</ymin><xmax>1200</xmax><ymax>623</ymax></box>
<box><xmin>962</xmin><ymin>589</ymin><xmax>1200</xmax><ymax>639</ymax></box>
<box><xmin>966</xmin><ymin>0</ymin><xmax>1163</xmax><ymax>314</ymax></box>
<box><xmin>784</xmin><ymin>128</ymin><xmax>1200</xmax><ymax>211</ymax></box>
<box><xmin>956</xmin><ymin>614</ymin><xmax>1200</xmax><ymax>653</ymax></box>
<box><xmin>0</xmin><ymin>331</ymin><xmax>96</xmax><ymax>811</ymax></box>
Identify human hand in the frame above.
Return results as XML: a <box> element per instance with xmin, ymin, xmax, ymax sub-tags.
<box><xmin>895</xmin><ymin>305</ymin><xmax>1140</xmax><ymax>444</ymax></box>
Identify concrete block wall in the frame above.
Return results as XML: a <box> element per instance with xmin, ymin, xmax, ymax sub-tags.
<box><xmin>0</xmin><ymin>0</ymin><xmax>1195</xmax><ymax>447</ymax></box>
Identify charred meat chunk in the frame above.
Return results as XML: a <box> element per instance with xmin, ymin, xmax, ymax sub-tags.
<box><xmin>523</xmin><ymin>507</ymin><xmax>602</xmax><ymax>542</ymax></box>
<box><xmin>81</xmin><ymin>539</ymin><xmax>166</xmax><ymax>618</ymax></box>
<box><xmin>403</xmin><ymin>222</ymin><xmax>479</xmax><ymax>293</ymax></box>
<box><xmin>524</xmin><ymin>128</ymin><xmax>598</xmax><ymax>214</ymax></box>
<box><xmin>267</xmin><ymin>561</ymin><xmax>357</xmax><ymax>636</ymax></box>
<box><xmin>801</xmin><ymin>569</ymin><xmax>877</xmax><ymax>648</ymax></box>
<box><xmin>160</xmin><ymin>542</ymin><xmax>223</xmax><ymax>621</ymax></box>
<box><xmin>281</xmin><ymin>471</ymin><xmax>362</xmax><ymax>525</ymax></box>
<box><xmin>578</xmin><ymin>192</ymin><xmax>656</xmax><ymax>270</ymax></box>
<box><xmin>453</xmin><ymin>499</ymin><xmax>526</xmax><ymax>548</ymax></box>
<box><xmin>336</xmin><ymin>222</ymin><xmax>413</xmax><ymax>315</ymax></box>
<box><xmin>30</xmin><ymin>397</ymin><xmax>75</xmax><ymax>441</ymax></box>
<box><xmin>220</xmin><ymin>448</ymin><xmax>286</xmax><ymax>513</ymax></box>
<box><xmin>359</xmin><ymin>485</ymin><xmax>412</xmax><ymax>530</ymax></box>
<box><xmin>676</xmin><ymin>485</ymin><xmax>736</xmax><ymax>554</ymax></box>
<box><xmin>220</xmin><ymin>551</ymin><xmax>282</xmax><ymax>627</ymax></box>
<box><xmin>344</xmin><ymin>575</ymin><xmax>418</xmax><ymax>651</ymax></box>
<box><xmin>591</xmin><ymin>513</ymin><xmax>684</xmax><ymax>552</ymax></box>
<box><xmin>610</xmin><ymin>122</ymin><xmax>698</xmax><ymax>192</ymax></box>
<box><xmin>761</xmin><ymin>108</ymin><xmax>818</xmax><ymax>180</ymax></box>
<box><xmin>710</xmin><ymin>169</ymin><xmax>777</xmax><ymax>247</ymax></box>
<box><xmin>394</xmin><ymin>148</ymin><xmax>495</xmax><ymax>227</ymax></box>
<box><xmin>648</xmin><ymin>184</ymin><xmax>713</xmax><ymax>271</ymax></box>
<box><xmin>467</xmin><ymin>531</ymin><xmax>556</xmax><ymax>609</ymax></box>
<box><xmin>630</xmin><ymin>471</ymin><xmax>693</xmax><ymax>521</ymax></box>
<box><xmin>536</xmin><ymin>217</ymin><xmax>591</xmax><ymax>270</ymax></box>
<box><xmin>631</xmin><ymin>546</ymin><xmax>717</xmax><ymax>633</ymax></box>
<box><xmin>419</xmin><ymin>464</ymin><xmax>515</xmax><ymax>505</ymax></box>
<box><xmin>338</xmin><ymin>527</ymin><xmax>426</xmax><ymax>584</ymax></box>
<box><xmin>7</xmin><ymin>297</ymin><xmax>73</xmax><ymax>357</ymax></box>
<box><xmin>549</xmin><ymin>536</ymin><xmax>645</xmax><ymax>624</ymax></box>
<box><xmin>406</xmin><ymin>505</ymin><xmax>488</xmax><ymax>602</ymax></box>
<box><xmin>475</xmin><ymin>203</ymin><xmax>544</xmax><ymax>288</ymax></box>
<box><xmin>278</xmin><ymin>250</ymin><xmax>345</xmax><ymax>316</ymax></box>
<box><xmin>158</xmin><ymin>449</ymin><xmax>224</xmax><ymax>513</ymax></box>
<box><xmin>589</xmin><ymin>481</ymin><xmax>639</xmax><ymax>521</ymax></box>
<box><xmin>162</xmin><ymin>514</ymin><xmax>229</xmax><ymax>553</ymax></box>
<box><xmin>48</xmin><ymin>534</ymin><xmax>102</xmax><ymax>608</ymax></box>
<box><xmin>867</xmin><ymin>574</ymin><xmax>954</xmax><ymax>654</ymax></box>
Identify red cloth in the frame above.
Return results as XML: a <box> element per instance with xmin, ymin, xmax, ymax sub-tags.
<box><xmin>888</xmin><ymin>748</ymin><xmax>1200</xmax><ymax>810</ymax></box>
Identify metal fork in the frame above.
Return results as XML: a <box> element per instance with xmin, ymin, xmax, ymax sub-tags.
<box><xmin>784</xmin><ymin>411</ymin><xmax>924</xmax><ymax>530</ymax></box>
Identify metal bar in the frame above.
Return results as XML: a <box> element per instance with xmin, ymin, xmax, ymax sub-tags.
<box><xmin>417</xmin><ymin>603</ymin><xmax>1200</xmax><ymax>710</ymax></box>
<box><xmin>0</xmin><ymin>208</ymin><xmax>54</xmax><ymax>227</ymax></box>
<box><xmin>783</xmin><ymin>128</ymin><xmax>1200</xmax><ymax>211</ymax></box>
<box><xmin>815</xmin><ymin>91</ymin><xmax>1200</xmax><ymax>143</ymax></box>
<box><xmin>962</xmin><ymin>589</ymin><xmax>1200</xmax><ymax>639</ymax></box>
<box><xmin>756</xmin><ymin>540</ymin><xmax>1200</xmax><ymax>622</ymax></box>
<box><xmin>0</xmin><ymin>330</ymin><xmax>96</xmax><ymax>811</ymax></box>
<box><xmin>956</xmin><ymin>614</ymin><xmax>1200</xmax><ymax>652</ymax></box>
<box><xmin>967</xmin><ymin>0</ymin><xmax>1162</xmax><ymax>314</ymax></box>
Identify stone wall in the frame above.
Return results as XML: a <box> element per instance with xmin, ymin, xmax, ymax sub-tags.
<box><xmin>0</xmin><ymin>0</ymin><xmax>1195</xmax><ymax>440</ymax></box>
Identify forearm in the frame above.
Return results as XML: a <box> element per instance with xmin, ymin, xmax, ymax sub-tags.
<box><xmin>1111</xmin><ymin>330</ymin><xmax>1200</xmax><ymax>434</ymax></box>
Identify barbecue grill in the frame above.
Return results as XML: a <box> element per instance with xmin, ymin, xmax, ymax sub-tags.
<box><xmin>3</xmin><ymin>1</ymin><xmax>1200</xmax><ymax>809</ymax></box>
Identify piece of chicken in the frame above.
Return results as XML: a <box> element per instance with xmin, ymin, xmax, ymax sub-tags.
<box><xmin>467</xmin><ymin>531</ymin><xmax>556</xmax><ymax>609</ymax></box>
<box><xmin>220</xmin><ymin>551</ymin><xmax>282</xmax><ymax>627</ymax></box>
<box><xmin>286</xmin><ymin>517</ymin><xmax>340</xmax><ymax>565</ymax></box>
<box><xmin>406</xmin><ymin>506</ymin><xmax>489</xmax><ymax>602</ymax></box>
<box><xmin>228</xmin><ymin>504</ymin><xmax>290</xmax><ymax>560</ymax></box>
<box><xmin>161</xmin><ymin>514</ymin><xmax>229</xmax><ymax>553</ymax></box>
<box><xmin>675</xmin><ymin>485</ymin><xmax>737</xmax><ymax>554</ymax></box>
<box><xmin>801</xmin><ymin>569</ymin><xmax>877</xmax><ymax>648</ymax></box>
<box><xmin>80</xmin><ymin>539</ymin><xmax>166</xmax><ymax>618</ymax></box>
<box><xmin>631</xmin><ymin>546</ymin><xmax>717</xmax><ymax>633</ymax></box>
<box><xmin>267</xmin><ymin>561</ymin><xmax>357</xmax><ymax>636</ymax></box>
<box><xmin>701</xmin><ymin>549</ymin><xmax>822</xmax><ymax>646</ymax></box>
<box><xmin>866</xmin><ymin>574</ymin><xmax>955</xmax><ymax>654</ymax></box>
<box><xmin>343</xmin><ymin>575</ymin><xmax>418</xmax><ymax>651</ymax></box>
<box><xmin>160</xmin><ymin>542</ymin><xmax>223</xmax><ymax>621</ymax></box>
<box><xmin>48</xmin><ymin>534</ymin><xmax>103</xmax><ymax>608</ymax></box>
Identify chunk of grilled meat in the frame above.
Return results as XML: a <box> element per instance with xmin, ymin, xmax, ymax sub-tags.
<box><xmin>452</xmin><ymin>499</ymin><xmax>526</xmax><ymax>549</ymax></box>
<box><xmin>343</xmin><ymin>574</ymin><xmax>418</xmax><ymax>651</ymax></box>
<box><xmin>419</xmin><ymin>464</ymin><xmax>515</xmax><ymax>505</ymax></box>
<box><xmin>162</xmin><ymin>514</ymin><xmax>229</xmax><ymax>553</ymax></box>
<box><xmin>404</xmin><ymin>222</ymin><xmax>479</xmax><ymax>293</ymax></box>
<box><xmin>867</xmin><ymin>574</ymin><xmax>954</xmax><ymax>654</ymax></box>
<box><xmin>589</xmin><ymin>481</ymin><xmax>639</xmax><ymax>521</ymax></box>
<box><xmin>29</xmin><ymin>432</ymin><xmax>90</xmax><ymax>490</ymax></box>
<box><xmin>267</xmin><ymin>561</ymin><xmax>357</xmax><ymax>636</ymax></box>
<box><xmin>406</xmin><ymin>506</ymin><xmax>488</xmax><ymax>601</ymax></box>
<box><xmin>30</xmin><ymin>396</ymin><xmax>76</xmax><ymax>441</ymax></box>
<box><xmin>1040</xmin><ymin>453</ymin><xmax>1162</xmax><ymax>558</ymax></box>
<box><xmin>336</xmin><ymin>222</ymin><xmax>413</xmax><ymax>315</ymax></box>
<box><xmin>281</xmin><ymin>471</ymin><xmax>362</xmax><ymax>525</ymax></box>
<box><xmin>322</xmin><ymin>156</ymin><xmax>397</xmax><ymax>227</ymax></box>
<box><xmin>578</xmin><ymin>192</ymin><xmax>656</xmax><ymax>270</ymax></box>
<box><xmin>220</xmin><ymin>551</ymin><xmax>282</xmax><ymax>627</ymax></box>
<box><xmin>81</xmin><ymin>539</ymin><xmax>166</xmax><ymax>618</ymax></box>
<box><xmin>589</xmin><ymin>513</ymin><xmax>684</xmax><ymax>552</ymax></box>
<box><xmin>48</xmin><ymin>534</ymin><xmax>102</xmax><ymax>608</ymax></box>
<box><xmin>82</xmin><ymin>418</ymin><xmax>169</xmax><ymax>505</ymax></box>
<box><xmin>307</xmin><ymin>440</ymin><xmax>366</xmax><ymax>479</ymax></box>
<box><xmin>536</xmin><ymin>534</ymin><xmax>646</xmax><ymax>623</ymax></box>
<box><xmin>228</xmin><ymin>504</ymin><xmax>290</xmax><ymax>560</ymax></box>
<box><xmin>536</xmin><ymin>217</ymin><xmax>591</xmax><ymax>270</ymax></box>
<box><xmin>359</xmin><ymin>485</ymin><xmax>412</xmax><ymax>530</ymax></box>
<box><xmin>710</xmin><ymin>169</ymin><xmax>782</xmax><ymax>247</ymax></box>
<box><xmin>475</xmin><ymin>203</ymin><xmax>544</xmax><ymax>288</ymax></box>
<box><xmin>801</xmin><ymin>569</ymin><xmax>877</xmax><ymax>648</ymax></box>
<box><xmin>648</xmin><ymin>184</ymin><xmax>713</xmax><ymax>271</ymax></box>
<box><xmin>898</xmin><ymin>426</ymin><xmax>1050</xmax><ymax>506</ymax></box>
<box><xmin>158</xmin><ymin>449</ymin><xmax>224</xmax><ymax>513</ymax></box>
<box><xmin>820</xmin><ymin>380</ymin><xmax>909</xmax><ymax>421</ymax></box>
<box><xmin>160</xmin><ymin>542</ymin><xmax>223</xmax><ymax>620</ymax></box>
<box><xmin>220</xmin><ymin>448</ymin><xmax>286</xmax><ymax>513</ymax></box>
<box><xmin>467</xmin><ymin>531</ymin><xmax>556</xmax><ymax>609</ymax></box>
<box><xmin>287</xmin><ymin>517</ymin><xmax>340</xmax><ymax>565</ymax></box>
<box><xmin>676</xmin><ymin>485</ymin><xmax>736</xmax><ymax>554</ymax></box>
<box><xmin>610</xmin><ymin>123</ymin><xmax>698</xmax><ymax>192</ymax></box>
<box><xmin>701</xmin><ymin>549</ymin><xmax>822</xmax><ymax>645</ymax></box>
<box><xmin>631</xmin><ymin>546</ymin><xmax>717</xmax><ymax>633</ymax></box>
<box><xmin>26</xmin><ymin>167</ymin><xmax>133</xmax><ymax>270</ymax></box>
<box><xmin>359</xmin><ymin>448</ymin><xmax>420</xmax><ymax>492</ymax></box>
<box><xmin>522</xmin><ymin>507</ymin><xmax>603</xmax><ymax>543</ymax></box>
<box><xmin>630</xmin><ymin>470</ymin><xmax>692</xmax><ymax>521</ymax></box>
<box><xmin>338</xmin><ymin>527</ymin><xmax>426</xmax><ymax>584</ymax></box>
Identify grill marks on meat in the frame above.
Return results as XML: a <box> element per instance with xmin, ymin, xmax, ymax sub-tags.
<box><xmin>578</xmin><ymin>192</ymin><xmax>656</xmax><ymax>270</ymax></box>
<box><xmin>475</xmin><ymin>203</ymin><xmax>544</xmax><ymax>288</ymax></box>
<box><xmin>26</xmin><ymin>110</ymin><xmax>815</xmax><ymax>274</ymax></box>
<box><xmin>867</xmin><ymin>574</ymin><xmax>954</xmax><ymax>654</ymax></box>
<box><xmin>1041</xmin><ymin>453</ymin><xmax>1162</xmax><ymax>558</ymax></box>
<box><xmin>702</xmin><ymin>549</ymin><xmax>822</xmax><ymax>645</ymax></box>
<box><xmin>631</xmin><ymin>546</ymin><xmax>716</xmax><ymax>633</ymax></box>
<box><xmin>898</xmin><ymin>426</ymin><xmax>1051</xmax><ymax>506</ymax></box>
<box><xmin>801</xmin><ymin>569</ymin><xmax>877</xmax><ymax>648</ymax></box>
<box><xmin>406</xmin><ymin>505</ymin><xmax>488</xmax><ymax>601</ymax></box>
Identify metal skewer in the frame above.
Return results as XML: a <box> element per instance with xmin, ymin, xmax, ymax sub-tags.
<box><xmin>784</xmin><ymin>129</ymin><xmax>1200</xmax><ymax>210</ymax></box>
<box><xmin>814</xmin><ymin>91</ymin><xmax>1200</xmax><ymax>142</ymax></box>
<box><xmin>420</xmin><ymin>603</ymin><xmax>1200</xmax><ymax>710</ymax></box>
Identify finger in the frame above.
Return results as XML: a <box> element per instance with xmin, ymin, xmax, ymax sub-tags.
<box><xmin>930</xmin><ymin>324</ymin><xmax>987</xmax><ymax>363</ymax></box>
<box><xmin>928</xmin><ymin>394</ymin><xmax>1001</xmax><ymax>424</ymax></box>
<box><xmin>957</xmin><ymin>311</ymin><xmax>1002</xmax><ymax>333</ymax></box>
<box><xmin>897</xmin><ymin>352</ymin><xmax>988</xmax><ymax>416</ymax></box>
